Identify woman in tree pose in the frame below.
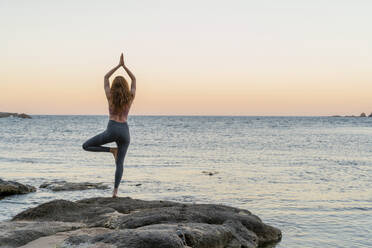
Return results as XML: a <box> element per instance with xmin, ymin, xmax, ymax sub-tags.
<box><xmin>82</xmin><ymin>53</ymin><xmax>136</xmax><ymax>198</ymax></box>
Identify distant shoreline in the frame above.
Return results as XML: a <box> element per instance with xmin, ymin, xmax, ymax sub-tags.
<box><xmin>331</xmin><ymin>112</ymin><xmax>372</xmax><ymax>118</ymax></box>
<box><xmin>0</xmin><ymin>112</ymin><xmax>31</xmax><ymax>119</ymax></box>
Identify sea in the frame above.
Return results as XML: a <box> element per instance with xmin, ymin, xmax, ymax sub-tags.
<box><xmin>0</xmin><ymin>115</ymin><xmax>371</xmax><ymax>247</ymax></box>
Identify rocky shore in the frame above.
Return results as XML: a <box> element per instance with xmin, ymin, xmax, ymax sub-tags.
<box><xmin>0</xmin><ymin>196</ymin><xmax>282</xmax><ymax>248</ymax></box>
<box><xmin>0</xmin><ymin>112</ymin><xmax>31</xmax><ymax>119</ymax></box>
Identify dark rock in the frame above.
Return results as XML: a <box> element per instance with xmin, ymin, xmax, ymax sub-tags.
<box><xmin>202</xmin><ymin>171</ymin><xmax>219</xmax><ymax>176</ymax></box>
<box><xmin>63</xmin><ymin>234</ymin><xmax>92</xmax><ymax>245</ymax></box>
<box><xmin>0</xmin><ymin>178</ymin><xmax>36</xmax><ymax>199</ymax></box>
<box><xmin>0</xmin><ymin>112</ymin><xmax>31</xmax><ymax>119</ymax></box>
<box><xmin>368</xmin><ymin>113</ymin><xmax>372</xmax><ymax>117</ymax></box>
<box><xmin>0</xmin><ymin>221</ymin><xmax>85</xmax><ymax>248</ymax></box>
<box><xmin>77</xmin><ymin>226</ymin><xmax>186</xmax><ymax>248</ymax></box>
<box><xmin>18</xmin><ymin>113</ymin><xmax>32</xmax><ymax>119</ymax></box>
<box><xmin>0</xmin><ymin>112</ymin><xmax>12</xmax><ymax>118</ymax></box>
<box><xmin>76</xmin><ymin>197</ymin><xmax>181</xmax><ymax>215</ymax></box>
<box><xmin>20</xmin><ymin>227</ymin><xmax>114</xmax><ymax>248</ymax></box>
<box><xmin>10</xmin><ymin>197</ymin><xmax>282</xmax><ymax>247</ymax></box>
<box><xmin>12</xmin><ymin>199</ymin><xmax>116</xmax><ymax>225</ymax></box>
<box><xmin>360</xmin><ymin>112</ymin><xmax>366</xmax><ymax>117</ymax></box>
<box><xmin>39</xmin><ymin>180</ymin><xmax>109</xmax><ymax>191</ymax></box>
<box><xmin>135</xmin><ymin>183</ymin><xmax>142</xmax><ymax>186</ymax></box>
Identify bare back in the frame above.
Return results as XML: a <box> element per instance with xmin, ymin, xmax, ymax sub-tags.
<box><xmin>108</xmin><ymin>99</ymin><xmax>132</xmax><ymax>123</ymax></box>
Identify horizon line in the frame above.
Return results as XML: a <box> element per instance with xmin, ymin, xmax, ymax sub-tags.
<box><xmin>18</xmin><ymin>114</ymin><xmax>363</xmax><ymax>117</ymax></box>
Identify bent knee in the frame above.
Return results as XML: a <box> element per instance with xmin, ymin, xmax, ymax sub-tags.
<box><xmin>82</xmin><ymin>142</ymin><xmax>88</xmax><ymax>151</ymax></box>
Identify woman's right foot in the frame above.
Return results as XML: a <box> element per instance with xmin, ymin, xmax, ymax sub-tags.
<box><xmin>110</xmin><ymin>148</ymin><xmax>118</xmax><ymax>161</ymax></box>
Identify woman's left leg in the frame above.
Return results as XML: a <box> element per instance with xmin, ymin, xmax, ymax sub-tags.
<box><xmin>114</xmin><ymin>123</ymin><xmax>130</xmax><ymax>191</ymax></box>
<box><xmin>114</xmin><ymin>141</ymin><xmax>130</xmax><ymax>189</ymax></box>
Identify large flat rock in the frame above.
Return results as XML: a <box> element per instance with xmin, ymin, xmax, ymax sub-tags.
<box><xmin>9</xmin><ymin>197</ymin><xmax>282</xmax><ymax>248</ymax></box>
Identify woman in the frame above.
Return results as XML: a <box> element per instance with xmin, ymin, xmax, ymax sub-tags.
<box><xmin>82</xmin><ymin>53</ymin><xmax>136</xmax><ymax>198</ymax></box>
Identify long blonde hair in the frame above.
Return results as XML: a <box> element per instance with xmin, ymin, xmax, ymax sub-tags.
<box><xmin>109</xmin><ymin>76</ymin><xmax>132</xmax><ymax>114</ymax></box>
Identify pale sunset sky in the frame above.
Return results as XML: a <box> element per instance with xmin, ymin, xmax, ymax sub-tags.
<box><xmin>1</xmin><ymin>0</ymin><xmax>371</xmax><ymax>115</ymax></box>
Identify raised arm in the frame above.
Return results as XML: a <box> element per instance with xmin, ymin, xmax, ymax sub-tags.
<box><xmin>104</xmin><ymin>55</ymin><xmax>123</xmax><ymax>100</ymax></box>
<box><xmin>123</xmin><ymin>64</ymin><xmax>136</xmax><ymax>100</ymax></box>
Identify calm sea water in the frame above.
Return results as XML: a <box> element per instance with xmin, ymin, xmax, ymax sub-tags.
<box><xmin>0</xmin><ymin>115</ymin><xmax>371</xmax><ymax>247</ymax></box>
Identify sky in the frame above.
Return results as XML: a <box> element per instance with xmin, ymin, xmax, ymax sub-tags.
<box><xmin>0</xmin><ymin>0</ymin><xmax>371</xmax><ymax>115</ymax></box>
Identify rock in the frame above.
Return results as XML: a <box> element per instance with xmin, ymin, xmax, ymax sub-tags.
<box><xmin>0</xmin><ymin>179</ymin><xmax>36</xmax><ymax>199</ymax></box>
<box><xmin>0</xmin><ymin>112</ymin><xmax>31</xmax><ymax>119</ymax></box>
<box><xmin>12</xmin><ymin>199</ymin><xmax>117</xmax><ymax>225</ymax></box>
<box><xmin>39</xmin><ymin>180</ymin><xmax>109</xmax><ymax>191</ymax></box>
<box><xmin>0</xmin><ymin>221</ymin><xmax>85</xmax><ymax>248</ymax></box>
<box><xmin>202</xmin><ymin>170</ymin><xmax>219</xmax><ymax>176</ymax></box>
<box><xmin>368</xmin><ymin>113</ymin><xmax>372</xmax><ymax>117</ymax></box>
<box><xmin>0</xmin><ymin>112</ymin><xmax>12</xmax><ymax>118</ymax></box>
<box><xmin>63</xmin><ymin>226</ymin><xmax>185</xmax><ymax>248</ymax></box>
<box><xmin>19</xmin><ymin>227</ymin><xmax>113</xmax><ymax>248</ymax></box>
<box><xmin>0</xmin><ymin>112</ymin><xmax>14</xmax><ymax>118</ymax></box>
<box><xmin>360</xmin><ymin>112</ymin><xmax>366</xmax><ymax>117</ymax></box>
<box><xmin>17</xmin><ymin>113</ymin><xmax>32</xmax><ymax>119</ymax></box>
<box><xmin>10</xmin><ymin>197</ymin><xmax>282</xmax><ymax>248</ymax></box>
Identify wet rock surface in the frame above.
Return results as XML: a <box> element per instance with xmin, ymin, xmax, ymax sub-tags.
<box><xmin>7</xmin><ymin>197</ymin><xmax>282</xmax><ymax>247</ymax></box>
<box><xmin>39</xmin><ymin>180</ymin><xmax>109</xmax><ymax>191</ymax></box>
<box><xmin>0</xmin><ymin>179</ymin><xmax>36</xmax><ymax>199</ymax></box>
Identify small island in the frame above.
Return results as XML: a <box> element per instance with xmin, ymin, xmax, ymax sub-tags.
<box><xmin>331</xmin><ymin>112</ymin><xmax>372</xmax><ymax>118</ymax></box>
<box><xmin>0</xmin><ymin>112</ymin><xmax>31</xmax><ymax>119</ymax></box>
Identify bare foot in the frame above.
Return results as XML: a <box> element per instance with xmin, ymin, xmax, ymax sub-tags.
<box><xmin>110</xmin><ymin>148</ymin><xmax>118</xmax><ymax>161</ymax></box>
<box><xmin>112</xmin><ymin>188</ymin><xmax>118</xmax><ymax>198</ymax></box>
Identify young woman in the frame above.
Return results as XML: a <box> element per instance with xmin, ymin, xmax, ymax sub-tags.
<box><xmin>82</xmin><ymin>53</ymin><xmax>136</xmax><ymax>198</ymax></box>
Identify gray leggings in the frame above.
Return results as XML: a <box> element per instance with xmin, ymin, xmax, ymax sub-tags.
<box><xmin>82</xmin><ymin>120</ymin><xmax>130</xmax><ymax>188</ymax></box>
